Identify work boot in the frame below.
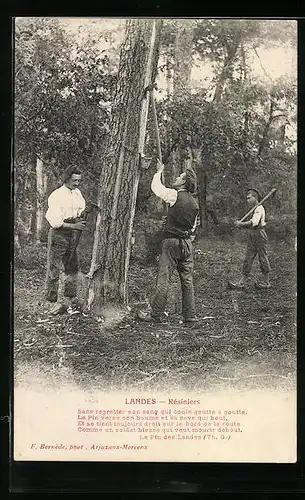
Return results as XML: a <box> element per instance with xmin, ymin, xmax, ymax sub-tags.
<box><xmin>136</xmin><ymin>310</ymin><xmax>166</xmax><ymax>323</ymax></box>
<box><xmin>228</xmin><ymin>275</ymin><xmax>250</xmax><ymax>290</ymax></box>
<box><xmin>255</xmin><ymin>274</ymin><xmax>271</xmax><ymax>290</ymax></box>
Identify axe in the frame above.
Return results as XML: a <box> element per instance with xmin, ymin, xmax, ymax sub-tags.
<box><xmin>238</xmin><ymin>188</ymin><xmax>276</xmax><ymax>223</ymax></box>
<box><xmin>67</xmin><ymin>201</ymin><xmax>100</xmax><ymax>266</ymax></box>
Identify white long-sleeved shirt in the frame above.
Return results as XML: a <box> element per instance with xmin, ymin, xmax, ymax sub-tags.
<box><xmin>250</xmin><ymin>205</ymin><xmax>266</xmax><ymax>227</ymax></box>
<box><xmin>151</xmin><ymin>171</ymin><xmax>178</xmax><ymax>207</ymax></box>
<box><xmin>151</xmin><ymin>171</ymin><xmax>197</xmax><ymax>232</ymax></box>
<box><xmin>45</xmin><ymin>184</ymin><xmax>86</xmax><ymax>229</ymax></box>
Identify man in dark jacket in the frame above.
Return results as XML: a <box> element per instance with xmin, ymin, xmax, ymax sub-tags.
<box><xmin>138</xmin><ymin>159</ymin><xmax>199</xmax><ymax>324</ymax></box>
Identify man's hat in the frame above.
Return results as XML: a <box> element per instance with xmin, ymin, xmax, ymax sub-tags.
<box><xmin>61</xmin><ymin>165</ymin><xmax>81</xmax><ymax>183</ymax></box>
<box><xmin>247</xmin><ymin>187</ymin><xmax>261</xmax><ymax>199</ymax></box>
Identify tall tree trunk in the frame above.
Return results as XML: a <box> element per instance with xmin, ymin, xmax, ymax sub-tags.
<box><xmin>201</xmin><ymin>172</ymin><xmax>209</xmax><ymax>234</ymax></box>
<box><xmin>166</xmin><ymin>50</ymin><xmax>172</xmax><ymax>99</ymax></box>
<box><xmin>87</xmin><ymin>19</ymin><xmax>160</xmax><ymax>316</ymax></box>
<box><xmin>241</xmin><ymin>43</ymin><xmax>250</xmax><ymax>160</ymax></box>
<box><xmin>35</xmin><ymin>156</ymin><xmax>47</xmax><ymax>243</ymax></box>
<box><xmin>197</xmin><ymin>172</ymin><xmax>208</xmax><ymax>235</ymax></box>
<box><xmin>192</xmin><ymin>148</ymin><xmax>208</xmax><ymax>234</ymax></box>
<box><xmin>172</xmin><ymin>20</ymin><xmax>194</xmax><ymax>175</ymax></box>
<box><xmin>173</xmin><ymin>20</ymin><xmax>193</xmax><ymax>101</ymax></box>
<box><xmin>212</xmin><ymin>31</ymin><xmax>241</xmax><ymax>103</ymax></box>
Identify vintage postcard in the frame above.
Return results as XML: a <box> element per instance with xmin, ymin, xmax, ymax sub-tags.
<box><xmin>13</xmin><ymin>17</ymin><xmax>297</xmax><ymax>463</ymax></box>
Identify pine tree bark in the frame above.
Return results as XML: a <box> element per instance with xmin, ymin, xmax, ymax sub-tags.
<box><xmin>87</xmin><ymin>19</ymin><xmax>160</xmax><ymax>316</ymax></box>
<box><xmin>172</xmin><ymin>20</ymin><xmax>194</xmax><ymax>177</ymax></box>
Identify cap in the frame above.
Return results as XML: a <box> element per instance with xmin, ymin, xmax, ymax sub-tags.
<box><xmin>247</xmin><ymin>187</ymin><xmax>261</xmax><ymax>199</ymax></box>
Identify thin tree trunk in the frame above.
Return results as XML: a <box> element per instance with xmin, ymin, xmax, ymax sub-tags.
<box><xmin>241</xmin><ymin>43</ymin><xmax>250</xmax><ymax>160</ymax></box>
<box><xmin>198</xmin><ymin>172</ymin><xmax>208</xmax><ymax>234</ymax></box>
<box><xmin>192</xmin><ymin>148</ymin><xmax>208</xmax><ymax>234</ymax></box>
<box><xmin>35</xmin><ymin>156</ymin><xmax>47</xmax><ymax>243</ymax></box>
<box><xmin>87</xmin><ymin>19</ymin><xmax>160</xmax><ymax>316</ymax></box>
<box><xmin>166</xmin><ymin>50</ymin><xmax>172</xmax><ymax>99</ymax></box>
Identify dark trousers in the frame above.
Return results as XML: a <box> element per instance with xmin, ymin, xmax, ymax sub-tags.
<box><xmin>45</xmin><ymin>228</ymin><xmax>78</xmax><ymax>302</ymax></box>
<box><xmin>151</xmin><ymin>237</ymin><xmax>196</xmax><ymax>320</ymax></box>
<box><xmin>242</xmin><ymin>228</ymin><xmax>271</xmax><ymax>276</ymax></box>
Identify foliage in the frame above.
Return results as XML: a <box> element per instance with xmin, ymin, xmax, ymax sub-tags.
<box><xmin>14</xmin><ymin>18</ymin><xmax>297</xmax><ymax>254</ymax></box>
<box><xmin>15</xmin><ymin>18</ymin><xmax>119</xmax><ymax>204</ymax></box>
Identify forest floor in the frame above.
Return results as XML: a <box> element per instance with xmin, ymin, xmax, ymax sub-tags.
<box><xmin>14</xmin><ymin>236</ymin><xmax>297</xmax><ymax>393</ymax></box>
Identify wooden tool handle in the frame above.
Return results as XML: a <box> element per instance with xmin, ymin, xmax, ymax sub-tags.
<box><xmin>149</xmin><ymin>88</ymin><xmax>162</xmax><ymax>163</ymax></box>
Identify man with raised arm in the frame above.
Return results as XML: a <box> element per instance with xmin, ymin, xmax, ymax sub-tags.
<box><xmin>137</xmin><ymin>159</ymin><xmax>199</xmax><ymax>324</ymax></box>
<box><xmin>45</xmin><ymin>165</ymin><xmax>86</xmax><ymax>315</ymax></box>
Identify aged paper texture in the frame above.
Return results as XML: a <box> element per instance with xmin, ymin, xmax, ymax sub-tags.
<box><xmin>13</xmin><ymin>17</ymin><xmax>297</xmax><ymax>463</ymax></box>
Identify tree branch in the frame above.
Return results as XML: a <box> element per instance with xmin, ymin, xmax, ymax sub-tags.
<box><xmin>252</xmin><ymin>47</ymin><xmax>273</xmax><ymax>82</ymax></box>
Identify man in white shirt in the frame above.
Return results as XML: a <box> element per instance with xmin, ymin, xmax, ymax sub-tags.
<box><xmin>137</xmin><ymin>159</ymin><xmax>199</xmax><ymax>324</ymax></box>
<box><xmin>229</xmin><ymin>188</ymin><xmax>271</xmax><ymax>289</ymax></box>
<box><xmin>45</xmin><ymin>165</ymin><xmax>86</xmax><ymax>314</ymax></box>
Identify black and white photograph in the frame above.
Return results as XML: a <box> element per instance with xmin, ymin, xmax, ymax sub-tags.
<box><xmin>13</xmin><ymin>17</ymin><xmax>297</xmax><ymax>462</ymax></box>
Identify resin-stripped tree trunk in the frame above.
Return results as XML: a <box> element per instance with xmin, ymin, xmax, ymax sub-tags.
<box><xmin>35</xmin><ymin>156</ymin><xmax>47</xmax><ymax>243</ymax></box>
<box><xmin>88</xmin><ymin>19</ymin><xmax>160</xmax><ymax>316</ymax></box>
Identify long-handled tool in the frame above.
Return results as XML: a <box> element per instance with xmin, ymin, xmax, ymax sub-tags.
<box><xmin>145</xmin><ymin>82</ymin><xmax>167</xmax><ymax>213</ymax></box>
<box><xmin>144</xmin><ymin>83</ymin><xmax>163</xmax><ymax>167</ymax></box>
<box><xmin>238</xmin><ymin>188</ymin><xmax>276</xmax><ymax>222</ymax></box>
<box><xmin>149</xmin><ymin>84</ymin><xmax>163</xmax><ymax>164</ymax></box>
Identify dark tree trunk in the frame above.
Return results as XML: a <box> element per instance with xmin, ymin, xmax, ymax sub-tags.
<box><xmin>258</xmin><ymin>99</ymin><xmax>274</xmax><ymax>157</ymax></box>
<box><xmin>213</xmin><ymin>31</ymin><xmax>241</xmax><ymax>103</ymax></box>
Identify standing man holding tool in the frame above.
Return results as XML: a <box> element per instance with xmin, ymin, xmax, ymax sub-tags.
<box><xmin>45</xmin><ymin>165</ymin><xmax>86</xmax><ymax>315</ymax></box>
<box><xmin>137</xmin><ymin>159</ymin><xmax>199</xmax><ymax>324</ymax></box>
<box><xmin>228</xmin><ymin>188</ymin><xmax>275</xmax><ymax>290</ymax></box>
<box><xmin>137</xmin><ymin>82</ymin><xmax>199</xmax><ymax>324</ymax></box>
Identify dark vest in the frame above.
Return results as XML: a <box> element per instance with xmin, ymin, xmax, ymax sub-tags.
<box><xmin>163</xmin><ymin>190</ymin><xmax>199</xmax><ymax>239</ymax></box>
